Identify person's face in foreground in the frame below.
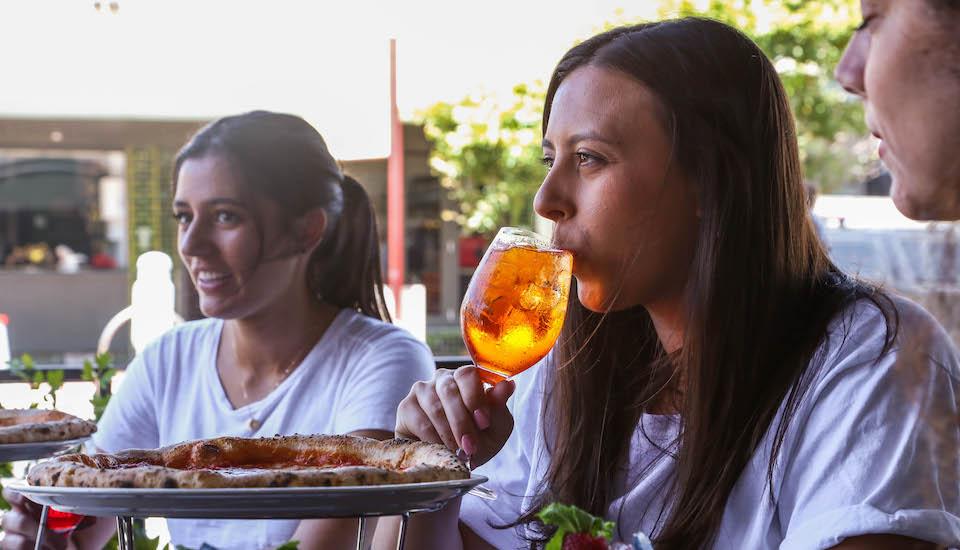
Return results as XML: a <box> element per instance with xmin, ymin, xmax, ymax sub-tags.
<box><xmin>535</xmin><ymin>65</ymin><xmax>699</xmax><ymax>313</ymax></box>
<box><xmin>174</xmin><ymin>155</ymin><xmax>302</xmax><ymax>319</ymax></box>
<box><xmin>836</xmin><ymin>0</ymin><xmax>960</xmax><ymax>220</ymax></box>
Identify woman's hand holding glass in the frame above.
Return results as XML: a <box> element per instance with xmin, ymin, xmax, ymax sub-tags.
<box><xmin>395</xmin><ymin>366</ymin><xmax>515</xmax><ymax>470</ymax></box>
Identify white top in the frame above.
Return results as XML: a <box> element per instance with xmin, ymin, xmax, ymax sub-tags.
<box><xmin>95</xmin><ymin>309</ymin><xmax>435</xmax><ymax>550</ymax></box>
<box><xmin>462</xmin><ymin>296</ymin><xmax>960</xmax><ymax>549</ymax></box>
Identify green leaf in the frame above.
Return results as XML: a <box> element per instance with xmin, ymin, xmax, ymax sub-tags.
<box><xmin>274</xmin><ymin>542</ymin><xmax>299</xmax><ymax>550</ymax></box>
<box><xmin>82</xmin><ymin>359</ymin><xmax>94</xmax><ymax>381</ymax></box>
<box><xmin>46</xmin><ymin>369</ymin><xmax>65</xmax><ymax>391</ymax></box>
<box><xmin>537</xmin><ymin>503</ymin><xmax>614</xmax><ymax>550</ymax></box>
<box><xmin>32</xmin><ymin>371</ymin><xmax>45</xmax><ymax>388</ymax></box>
<box><xmin>95</xmin><ymin>352</ymin><xmax>113</xmax><ymax>371</ymax></box>
<box><xmin>103</xmin><ymin>368</ymin><xmax>118</xmax><ymax>385</ymax></box>
<box><xmin>92</xmin><ymin>395</ymin><xmax>111</xmax><ymax>421</ymax></box>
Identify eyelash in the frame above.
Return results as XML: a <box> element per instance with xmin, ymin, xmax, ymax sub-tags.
<box><xmin>855</xmin><ymin>15</ymin><xmax>875</xmax><ymax>32</ymax></box>
<box><xmin>540</xmin><ymin>152</ymin><xmax>603</xmax><ymax>168</ymax></box>
<box><xmin>172</xmin><ymin>211</ymin><xmax>239</xmax><ymax>226</ymax></box>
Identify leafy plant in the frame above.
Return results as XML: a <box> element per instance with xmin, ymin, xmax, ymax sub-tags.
<box><xmin>82</xmin><ymin>353</ymin><xmax>117</xmax><ymax>421</ymax></box>
<box><xmin>8</xmin><ymin>353</ymin><xmax>65</xmax><ymax>409</ymax></box>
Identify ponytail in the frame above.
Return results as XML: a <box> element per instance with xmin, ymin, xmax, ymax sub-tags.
<box><xmin>308</xmin><ymin>174</ymin><xmax>392</xmax><ymax>322</ymax></box>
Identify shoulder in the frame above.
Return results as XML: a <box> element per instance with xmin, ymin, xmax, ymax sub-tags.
<box><xmin>817</xmin><ymin>293</ymin><xmax>959</xmax><ymax>385</ymax></box>
<box><xmin>795</xmin><ymin>292</ymin><xmax>960</xmax><ymax>437</ymax></box>
<box><xmin>331</xmin><ymin>309</ymin><xmax>431</xmax><ymax>355</ymax></box>
<box><xmin>135</xmin><ymin>318</ymin><xmax>221</xmax><ymax>371</ymax></box>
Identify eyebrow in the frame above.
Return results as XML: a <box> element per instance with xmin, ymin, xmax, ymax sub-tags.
<box><xmin>542</xmin><ymin>131</ymin><xmax>618</xmax><ymax>149</ymax></box>
<box><xmin>172</xmin><ymin>198</ymin><xmax>246</xmax><ymax>209</ymax></box>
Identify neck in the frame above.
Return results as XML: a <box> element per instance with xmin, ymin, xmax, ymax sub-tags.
<box><xmin>223</xmin><ymin>291</ymin><xmax>338</xmax><ymax>376</ymax></box>
<box><xmin>645</xmin><ymin>298</ymin><xmax>687</xmax><ymax>415</ymax></box>
<box><xmin>647</xmin><ymin>299</ymin><xmax>686</xmax><ymax>355</ymax></box>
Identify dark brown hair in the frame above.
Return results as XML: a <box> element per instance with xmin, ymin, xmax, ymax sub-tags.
<box><xmin>517</xmin><ymin>19</ymin><xmax>897</xmax><ymax>548</ymax></box>
<box><xmin>173</xmin><ymin>110</ymin><xmax>391</xmax><ymax>321</ymax></box>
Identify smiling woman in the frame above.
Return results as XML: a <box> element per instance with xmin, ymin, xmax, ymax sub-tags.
<box><xmin>0</xmin><ymin>111</ymin><xmax>436</xmax><ymax>550</ymax></box>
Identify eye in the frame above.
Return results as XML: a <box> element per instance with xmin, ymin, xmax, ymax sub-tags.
<box><xmin>541</xmin><ymin>155</ymin><xmax>555</xmax><ymax>168</ymax></box>
<box><xmin>216</xmin><ymin>210</ymin><xmax>239</xmax><ymax>224</ymax></box>
<box><xmin>575</xmin><ymin>151</ymin><xmax>601</xmax><ymax>166</ymax></box>
<box><xmin>172</xmin><ymin>212</ymin><xmax>191</xmax><ymax>225</ymax></box>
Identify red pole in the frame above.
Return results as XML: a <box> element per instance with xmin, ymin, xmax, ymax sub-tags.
<box><xmin>387</xmin><ymin>38</ymin><xmax>405</xmax><ymax>318</ymax></box>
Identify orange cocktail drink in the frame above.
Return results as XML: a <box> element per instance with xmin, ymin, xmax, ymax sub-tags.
<box><xmin>460</xmin><ymin>227</ymin><xmax>573</xmax><ymax>385</ymax></box>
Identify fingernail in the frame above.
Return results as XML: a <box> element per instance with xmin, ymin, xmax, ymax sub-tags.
<box><xmin>461</xmin><ymin>434</ymin><xmax>477</xmax><ymax>456</ymax></box>
<box><xmin>474</xmin><ymin>408</ymin><xmax>490</xmax><ymax>430</ymax></box>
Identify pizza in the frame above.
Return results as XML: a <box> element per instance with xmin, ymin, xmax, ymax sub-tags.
<box><xmin>0</xmin><ymin>409</ymin><xmax>97</xmax><ymax>444</ymax></box>
<box><xmin>27</xmin><ymin>434</ymin><xmax>469</xmax><ymax>489</ymax></box>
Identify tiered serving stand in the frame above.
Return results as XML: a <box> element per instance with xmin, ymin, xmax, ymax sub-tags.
<box><xmin>12</xmin><ymin>470</ymin><xmax>486</xmax><ymax>550</ymax></box>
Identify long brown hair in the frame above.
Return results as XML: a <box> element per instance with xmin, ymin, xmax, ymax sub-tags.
<box><xmin>518</xmin><ymin>19</ymin><xmax>897</xmax><ymax>548</ymax></box>
<box><xmin>172</xmin><ymin>110</ymin><xmax>391</xmax><ymax>321</ymax></box>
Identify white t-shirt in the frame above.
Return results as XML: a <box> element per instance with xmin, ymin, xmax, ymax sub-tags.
<box><xmin>462</xmin><ymin>296</ymin><xmax>960</xmax><ymax>549</ymax></box>
<box><xmin>94</xmin><ymin>308</ymin><xmax>435</xmax><ymax>550</ymax></box>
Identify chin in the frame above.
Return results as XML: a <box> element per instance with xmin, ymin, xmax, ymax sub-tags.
<box><xmin>198</xmin><ymin>300</ymin><xmax>237</xmax><ymax>320</ymax></box>
<box><xmin>575</xmin><ymin>280</ymin><xmax>639</xmax><ymax>313</ymax></box>
<box><xmin>890</xmin><ymin>176</ymin><xmax>960</xmax><ymax>221</ymax></box>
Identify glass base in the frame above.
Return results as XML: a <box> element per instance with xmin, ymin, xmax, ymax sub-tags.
<box><xmin>476</xmin><ymin>367</ymin><xmax>509</xmax><ymax>386</ymax></box>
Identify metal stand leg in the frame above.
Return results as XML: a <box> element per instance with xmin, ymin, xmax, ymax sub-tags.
<box><xmin>116</xmin><ymin>516</ymin><xmax>135</xmax><ymax>550</ymax></box>
<box><xmin>34</xmin><ymin>505</ymin><xmax>48</xmax><ymax>550</ymax></box>
<box><xmin>395</xmin><ymin>513</ymin><xmax>410</xmax><ymax>550</ymax></box>
<box><xmin>356</xmin><ymin>516</ymin><xmax>366</xmax><ymax>550</ymax></box>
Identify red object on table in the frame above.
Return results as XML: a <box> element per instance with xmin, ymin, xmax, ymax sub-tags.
<box><xmin>46</xmin><ymin>508</ymin><xmax>84</xmax><ymax>532</ymax></box>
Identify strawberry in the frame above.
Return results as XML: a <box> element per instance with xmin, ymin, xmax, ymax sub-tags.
<box><xmin>562</xmin><ymin>532</ymin><xmax>610</xmax><ymax>549</ymax></box>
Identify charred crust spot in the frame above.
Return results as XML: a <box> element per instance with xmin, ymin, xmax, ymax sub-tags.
<box><xmin>117</xmin><ymin>480</ymin><xmax>135</xmax><ymax>488</ymax></box>
<box><xmin>268</xmin><ymin>473</ymin><xmax>295</xmax><ymax>487</ymax></box>
<box><xmin>163</xmin><ymin>477</ymin><xmax>178</xmax><ymax>488</ymax></box>
<box><xmin>51</xmin><ymin>472</ymin><xmax>61</xmax><ymax>484</ymax></box>
<box><xmin>199</xmin><ymin>443</ymin><xmax>221</xmax><ymax>456</ymax></box>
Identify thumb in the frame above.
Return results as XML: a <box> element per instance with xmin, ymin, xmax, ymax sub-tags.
<box><xmin>487</xmin><ymin>379</ymin><xmax>516</xmax><ymax>409</ymax></box>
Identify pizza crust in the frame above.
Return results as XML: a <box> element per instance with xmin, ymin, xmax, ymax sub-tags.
<box><xmin>28</xmin><ymin>435</ymin><xmax>469</xmax><ymax>489</ymax></box>
<box><xmin>0</xmin><ymin>409</ymin><xmax>97</xmax><ymax>444</ymax></box>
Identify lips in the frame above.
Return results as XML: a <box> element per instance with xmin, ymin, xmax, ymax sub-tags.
<box><xmin>193</xmin><ymin>269</ymin><xmax>234</xmax><ymax>294</ymax></box>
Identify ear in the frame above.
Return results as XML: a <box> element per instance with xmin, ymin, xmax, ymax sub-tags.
<box><xmin>293</xmin><ymin>208</ymin><xmax>327</xmax><ymax>254</ymax></box>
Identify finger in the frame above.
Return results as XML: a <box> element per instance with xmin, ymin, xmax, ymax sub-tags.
<box><xmin>486</xmin><ymin>379</ymin><xmax>516</xmax><ymax>409</ymax></box>
<box><xmin>0</xmin><ymin>510</ymin><xmax>39</xmax><ymax>538</ymax></box>
<box><xmin>396</xmin><ymin>399</ymin><xmax>444</xmax><ymax>445</ymax></box>
<box><xmin>2</xmin><ymin>487</ymin><xmax>26</xmax><ymax>508</ymax></box>
<box><xmin>1</xmin><ymin>532</ymin><xmax>33</xmax><ymax>550</ymax></box>
<box><xmin>3</xmin><ymin>489</ymin><xmax>42</xmax><ymax>519</ymax></box>
<box><xmin>414</xmin><ymin>383</ymin><xmax>458</xmax><ymax>450</ymax></box>
<box><xmin>453</xmin><ymin>367</ymin><xmax>487</xmax><ymax>416</ymax></box>
<box><xmin>435</xmin><ymin>371</ymin><xmax>479</xmax><ymax>454</ymax></box>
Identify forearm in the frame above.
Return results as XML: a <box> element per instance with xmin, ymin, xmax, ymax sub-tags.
<box><xmin>373</xmin><ymin>498</ymin><xmax>464</xmax><ymax>550</ymax></box>
<box><xmin>69</xmin><ymin>516</ymin><xmax>121</xmax><ymax>550</ymax></box>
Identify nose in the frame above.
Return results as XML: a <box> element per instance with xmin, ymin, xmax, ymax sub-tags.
<box><xmin>178</xmin><ymin>218</ymin><xmax>212</xmax><ymax>261</ymax></box>
<box><xmin>534</xmin><ymin>165</ymin><xmax>575</xmax><ymax>223</ymax></box>
<box><xmin>835</xmin><ymin>30</ymin><xmax>867</xmax><ymax>97</ymax></box>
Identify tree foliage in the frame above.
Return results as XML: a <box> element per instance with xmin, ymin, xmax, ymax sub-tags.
<box><xmin>422</xmin><ymin>83</ymin><xmax>547</xmax><ymax>236</ymax></box>
<box><xmin>421</xmin><ymin>0</ymin><xmax>876</xmax><ymax>233</ymax></box>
